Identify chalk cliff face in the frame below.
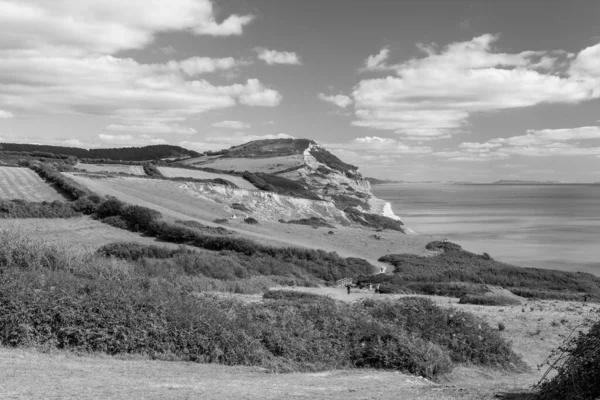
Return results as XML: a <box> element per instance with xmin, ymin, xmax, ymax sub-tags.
<box><xmin>180</xmin><ymin>139</ymin><xmax>404</xmax><ymax>231</ymax></box>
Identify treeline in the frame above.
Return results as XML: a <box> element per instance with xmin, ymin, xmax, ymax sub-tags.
<box><xmin>0</xmin><ymin>143</ymin><xmax>199</xmax><ymax>161</ymax></box>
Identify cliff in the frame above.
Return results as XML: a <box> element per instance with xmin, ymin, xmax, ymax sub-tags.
<box><xmin>178</xmin><ymin>139</ymin><xmax>405</xmax><ymax>232</ymax></box>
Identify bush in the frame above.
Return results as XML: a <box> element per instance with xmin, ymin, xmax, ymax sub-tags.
<box><xmin>101</xmin><ymin>215</ymin><xmax>128</xmax><ymax>229</ymax></box>
<box><xmin>344</xmin><ymin>208</ymin><xmax>405</xmax><ymax>232</ymax></box>
<box><xmin>244</xmin><ymin>217</ymin><xmax>258</xmax><ymax>224</ymax></box>
<box><xmin>143</xmin><ymin>164</ymin><xmax>163</xmax><ymax>177</ymax></box>
<box><xmin>0</xmin><ymin>231</ymin><xmax>523</xmax><ymax>379</ymax></box>
<box><xmin>0</xmin><ymin>199</ymin><xmax>80</xmax><ymax>219</ymax></box>
<box><xmin>97</xmin><ymin>242</ymin><xmax>192</xmax><ymax>261</ymax></box>
<box><xmin>374</xmin><ymin>241</ymin><xmax>600</xmax><ymax>301</ymax></box>
<box><xmin>231</xmin><ymin>203</ymin><xmax>250</xmax><ymax>212</ymax></box>
<box><xmin>95</xmin><ymin>198</ymin><xmax>125</xmax><ymax>219</ymax></box>
<box><xmin>537</xmin><ymin>319</ymin><xmax>600</xmax><ymax>400</ymax></box>
<box><xmin>284</xmin><ymin>217</ymin><xmax>335</xmax><ymax>229</ymax></box>
<box><xmin>459</xmin><ymin>294</ymin><xmax>522</xmax><ymax>306</ymax></box>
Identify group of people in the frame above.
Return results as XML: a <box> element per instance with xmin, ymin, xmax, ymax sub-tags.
<box><xmin>345</xmin><ymin>283</ymin><xmax>380</xmax><ymax>295</ymax></box>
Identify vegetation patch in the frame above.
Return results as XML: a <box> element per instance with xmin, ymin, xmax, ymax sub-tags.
<box><xmin>174</xmin><ymin>220</ymin><xmax>232</xmax><ymax>235</ymax></box>
<box><xmin>331</xmin><ymin>194</ymin><xmax>370</xmax><ymax>211</ymax></box>
<box><xmin>458</xmin><ymin>294</ymin><xmax>522</xmax><ymax>306</ymax></box>
<box><xmin>537</xmin><ymin>317</ymin><xmax>600</xmax><ymax>400</ymax></box>
<box><xmin>344</xmin><ymin>208</ymin><xmax>405</xmax><ymax>232</ymax></box>
<box><xmin>97</xmin><ymin>242</ymin><xmax>193</xmax><ymax>261</ymax></box>
<box><xmin>369</xmin><ymin>241</ymin><xmax>600</xmax><ymax>301</ymax></box>
<box><xmin>309</xmin><ymin>146</ymin><xmax>357</xmax><ymax>176</ymax></box>
<box><xmin>0</xmin><ymin>199</ymin><xmax>80</xmax><ymax>219</ymax></box>
<box><xmin>282</xmin><ymin>216</ymin><xmax>335</xmax><ymax>229</ymax></box>
<box><xmin>143</xmin><ymin>164</ymin><xmax>163</xmax><ymax>177</ymax></box>
<box><xmin>242</xmin><ymin>171</ymin><xmax>321</xmax><ymax>200</ymax></box>
<box><xmin>0</xmin><ymin>232</ymin><xmax>523</xmax><ymax>378</ymax></box>
<box><xmin>231</xmin><ymin>202</ymin><xmax>250</xmax><ymax>212</ymax></box>
<box><xmin>244</xmin><ymin>217</ymin><xmax>259</xmax><ymax>225</ymax></box>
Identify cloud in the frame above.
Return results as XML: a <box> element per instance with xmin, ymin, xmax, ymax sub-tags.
<box><xmin>0</xmin><ymin>1</ymin><xmax>277</xmax><ymax>132</ymax></box>
<box><xmin>323</xmin><ymin>136</ymin><xmax>432</xmax><ymax>169</ymax></box>
<box><xmin>0</xmin><ymin>109</ymin><xmax>14</xmax><ymax>118</ymax></box>
<box><xmin>98</xmin><ymin>133</ymin><xmax>167</xmax><ymax>146</ymax></box>
<box><xmin>438</xmin><ymin>126</ymin><xmax>600</xmax><ymax>161</ymax></box>
<box><xmin>212</xmin><ymin>120</ymin><xmax>250</xmax><ymax>129</ymax></box>
<box><xmin>363</xmin><ymin>47</ymin><xmax>390</xmax><ymax>71</ymax></box>
<box><xmin>0</xmin><ymin>0</ymin><xmax>254</xmax><ymax>56</ymax></box>
<box><xmin>318</xmin><ymin>93</ymin><xmax>353</xmax><ymax>108</ymax></box>
<box><xmin>353</xmin><ymin>34</ymin><xmax>600</xmax><ymax>140</ymax></box>
<box><xmin>256</xmin><ymin>48</ymin><xmax>301</xmax><ymax>65</ymax></box>
<box><xmin>106</xmin><ymin>123</ymin><xmax>197</xmax><ymax>135</ymax></box>
<box><xmin>181</xmin><ymin>133</ymin><xmax>294</xmax><ymax>152</ymax></box>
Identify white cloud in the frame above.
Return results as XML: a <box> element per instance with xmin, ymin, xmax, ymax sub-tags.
<box><xmin>181</xmin><ymin>133</ymin><xmax>294</xmax><ymax>152</ymax></box>
<box><xmin>318</xmin><ymin>93</ymin><xmax>353</xmax><ymax>108</ymax></box>
<box><xmin>0</xmin><ymin>109</ymin><xmax>14</xmax><ymax>118</ymax></box>
<box><xmin>0</xmin><ymin>0</ymin><xmax>254</xmax><ymax>55</ymax></box>
<box><xmin>440</xmin><ymin>126</ymin><xmax>600</xmax><ymax>161</ymax></box>
<box><xmin>98</xmin><ymin>133</ymin><xmax>167</xmax><ymax>146</ymax></box>
<box><xmin>106</xmin><ymin>123</ymin><xmax>197</xmax><ymax>135</ymax></box>
<box><xmin>212</xmin><ymin>120</ymin><xmax>250</xmax><ymax>129</ymax></box>
<box><xmin>363</xmin><ymin>47</ymin><xmax>390</xmax><ymax>71</ymax></box>
<box><xmin>325</xmin><ymin>136</ymin><xmax>432</xmax><ymax>170</ymax></box>
<box><xmin>353</xmin><ymin>34</ymin><xmax>600</xmax><ymax>140</ymax></box>
<box><xmin>0</xmin><ymin>1</ymin><xmax>277</xmax><ymax>131</ymax></box>
<box><xmin>256</xmin><ymin>48</ymin><xmax>301</xmax><ymax>65</ymax></box>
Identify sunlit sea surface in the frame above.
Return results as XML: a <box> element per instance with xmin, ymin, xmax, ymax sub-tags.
<box><xmin>373</xmin><ymin>183</ymin><xmax>600</xmax><ymax>276</ymax></box>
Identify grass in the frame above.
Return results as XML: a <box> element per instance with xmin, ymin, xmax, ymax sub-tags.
<box><xmin>0</xmin><ymin>230</ymin><xmax>524</xmax><ymax>378</ymax></box>
<box><xmin>369</xmin><ymin>241</ymin><xmax>600</xmax><ymax>301</ymax></box>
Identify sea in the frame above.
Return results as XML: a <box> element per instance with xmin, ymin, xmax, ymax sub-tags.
<box><xmin>373</xmin><ymin>183</ymin><xmax>600</xmax><ymax>277</ymax></box>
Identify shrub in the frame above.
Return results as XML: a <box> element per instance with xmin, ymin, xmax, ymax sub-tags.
<box><xmin>459</xmin><ymin>294</ymin><xmax>522</xmax><ymax>306</ymax></box>
<box><xmin>244</xmin><ymin>217</ymin><xmax>258</xmax><ymax>224</ymax></box>
<box><xmin>0</xmin><ymin>232</ymin><xmax>523</xmax><ymax>380</ymax></box>
<box><xmin>284</xmin><ymin>217</ymin><xmax>335</xmax><ymax>229</ymax></box>
<box><xmin>374</xmin><ymin>241</ymin><xmax>600</xmax><ymax>301</ymax></box>
<box><xmin>95</xmin><ymin>198</ymin><xmax>125</xmax><ymax>219</ymax></box>
<box><xmin>344</xmin><ymin>208</ymin><xmax>405</xmax><ymax>232</ymax></box>
<box><xmin>175</xmin><ymin>220</ymin><xmax>231</xmax><ymax>235</ymax></box>
<box><xmin>143</xmin><ymin>164</ymin><xmax>163</xmax><ymax>177</ymax></box>
<box><xmin>231</xmin><ymin>203</ymin><xmax>250</xmax><ymax>212</ymax></box>
<box><xmin>0</xmin><ymin>199</ymin><xmax>80</xmax><ymax>219</ymax></box>
<box><xmin>213</xmin><ymin>218</ymin><xmax>228</xmax><ymax>224</ymax></box>
<box><xmin>537</xmin><ymin>319</ymin><xmax>600</xmax><ymax>400</ymax></box>
<box><xmin>101</xmin><ymin>215</ymin><xmax>128</xmax><ymax>229</ymax></box>
<box><xmin>120</xmin><ymin>205</ymin><xmax>161</xmax><ymax>232</ymax></box>
<box><xmin>97</xmin><ymin>242</ymin><xmax>192</xmax><ymax>261</ymax></box>
<box><xmin>498</xmin><ymin>322</ymin><xmax>506</xmax><ymax>331</ymax></box>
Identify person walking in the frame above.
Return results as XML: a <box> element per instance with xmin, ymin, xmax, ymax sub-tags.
<box><xmin>346</xmin><ymin>283</ymin><xmax>351</xmax><ymax>295</ymax></box>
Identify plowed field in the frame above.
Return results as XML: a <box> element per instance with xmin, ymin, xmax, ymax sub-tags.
<box><xmin>0</xmin><ymin>167</ymin><xmax>65</xmax><ymax>202</ymax></box>
<box><xmin>77</xmin><ymin>163</ymin><xmax>146</xmax><ymax>176</ymax></box>
<box><xmin>158</xmin><ymin>167</ymin><xmax>256</xmax><ymax>190</ymax></box>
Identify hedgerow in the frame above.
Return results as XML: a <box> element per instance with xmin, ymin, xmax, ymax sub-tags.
<box><xmin>0</xmin><ymin>199</ymin><xmax>80</xmax><ymax>219</ymax></box>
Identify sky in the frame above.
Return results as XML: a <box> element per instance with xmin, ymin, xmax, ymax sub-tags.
<box><xmin>1</xmin><ymin>0</ymin><xmax>600</xmax><ymax>182</ymax></box>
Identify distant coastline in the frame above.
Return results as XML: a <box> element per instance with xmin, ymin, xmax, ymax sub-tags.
<box><xmin>367</xmin><ymin>177</ymin><xmax>600</xmax><ymax>186</ymax></box>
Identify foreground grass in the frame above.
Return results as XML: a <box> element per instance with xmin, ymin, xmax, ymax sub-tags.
<box><xmin>360</xmin><ymin>241</ymin><xmax>600</xmax><ymax>302</ymax></box>
<box><xmin>0</xmin><ymin>229</ymin><xmax>523</xmax><ymax>379</ymax></box>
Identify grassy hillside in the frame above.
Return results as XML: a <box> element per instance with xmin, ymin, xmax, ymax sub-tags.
<box><xmin>0</xmin><ymin>143</ymin><xmax>199</xmax><ymax>161</ymax></box>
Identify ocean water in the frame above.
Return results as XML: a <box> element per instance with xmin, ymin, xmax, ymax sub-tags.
<box><xmin>373</xmin><ymin>183</ymin><xmax>600</xmax><ymax>276</ymax></box>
